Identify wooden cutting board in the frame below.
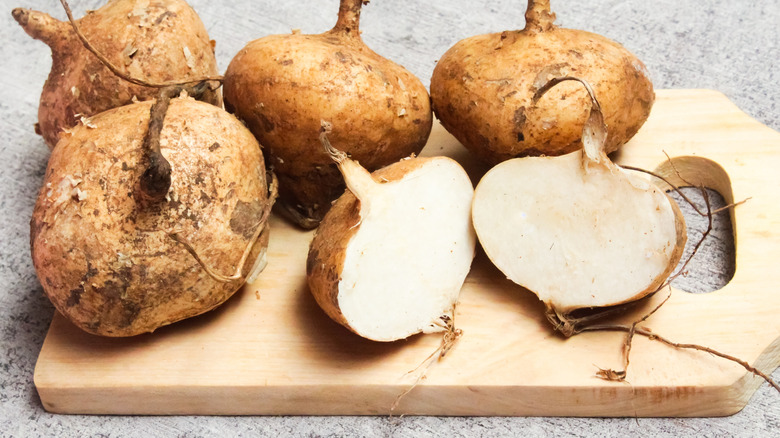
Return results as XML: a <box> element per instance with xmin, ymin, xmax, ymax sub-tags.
<box><xmin>34</xmin><ymin>89</ymin><xmax>780</xmax><ymax>416</ymax></box>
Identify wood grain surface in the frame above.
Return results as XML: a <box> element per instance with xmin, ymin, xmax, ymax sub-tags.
<box><xmin>33</xmin><ymin>89</ymin><xmax>780</xmax><ymax>416</ymax></box>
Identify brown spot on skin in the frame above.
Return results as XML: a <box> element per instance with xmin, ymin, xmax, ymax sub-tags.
<box><xmin>413</xmin><ymin>119</ymin><xmax>422</xmax><ymax>125</ymax></box>
<box><xmin>209</xmin><ymin>142</ymin><xmax>220</xmax><ymax>152</ymax></box>
<box><xmin>84</xmin><ymin>263</ymin><xmax>98</xmax><ymax>281</ymax></box>
<box><xmin>335</xmin><ymin>51</ymin><xmax>348</xmax><ymax>63</ymax></box>
<box><xmin>230</xmin><ymin>199</ymin><xmax>264</xmax><ymax>239</ymax></box>
<box><xmin>154</xmin><ymin>11</ymin><xmax>177</xmax><ymax>25</ymax></box>
<box><xmin>168</xmin><ymin>197</ymin><xmax>182</xmax><ymax>210</ymax></box>
<box><xmin>66</xmin><ymin>287</ymin><xmax>83</xmax><ymax>307</ymax></box>
<box><xmin>514</xmin><ymin>107</ymin><xmax>527</xmax><ymax>142</ymax></box>
<box><xmin>513</xmin><ymin>107</ymin><xmax>527</xmax><ymax>129</ymax></box>
<box><xmin>279</xmin><ymin>59</ymin><xmax>293</xmax><ymax>66</ymax></box>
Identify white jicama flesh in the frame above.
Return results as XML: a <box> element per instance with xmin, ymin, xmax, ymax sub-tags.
<box><xmin>307</xmin><ymin>130</ymin><xmax>476</xmax><ymax>342</ymax></box>
<box><xmin>472</xmin><ymin>77</ymin><xmax>686</xmax><ymax>322</ymax></box>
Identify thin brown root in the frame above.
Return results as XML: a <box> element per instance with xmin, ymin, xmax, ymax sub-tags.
<box><xmin>544</xmin><ymin>298</ymin><xmax>652</xmax><ymax>338</ymax></box>
<box><xmin>663</xmin><ymin>151</ymin><xmax>694</xmax><ymax>187</ymax></box>
<box><xmin>595</xmin><ymin>367</ymin><xmax>626</xmax><ymax>382</ymax></box>
<box><xmin>59</xmin><ymin>0</ymin><xmax>223</xmax><ymax>89</ymax></box>
<box><xmin>664</xmin><ymin>185</ymin><xmax>713</xmax><ymax>286</ymax></box>
<box><xmin>619</xmin><ymin>164</ymin><xmax>749</xmax><ymax>218</ymax></box>
<box><xmin>584</xmin><ymin>323</ymin><xmax>780</xmax><ymax>393</ymax></box>
<box><xmin>605</xmin><ymin>291</ymin><xmax>673</xmax><ymax>382</ymax></box>
<box><xmin>319</xmin><ymin>121</ymin><xmax>347</xmax><ymax>164</ymax></box>
<box><xmin>138</xmin><ymin>83</ymin><xmax>217</xmax><ymax>204</ymax></box>
<box><xmin>389</xmin><ymin>306</ymin><xmax>463</xmax><ymax>414</ymax></box>
<box><xmin>138</xmin><ymin>87</ymin><xmax>176</xmax><ymax>203</ymax></box>
<box><xmin>168</xmin><ymin>173</ymin><xmax>279</xmax><ymax>283</ymax></box>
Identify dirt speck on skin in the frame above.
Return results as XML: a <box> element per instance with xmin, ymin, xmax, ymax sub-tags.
<box><xmin>66</xmin><ymin>286</ymin><xmax>83</xmax><ymax>306</ymax></box>
<box><xmin>230</xmin><ymin>199</ymin><xmax>264</xmax><ymax>238</ymax></box>
<box><xmin>513</xmin><ymin>107</ymin><xmax>527</xmax><ymax>140</ymax></box>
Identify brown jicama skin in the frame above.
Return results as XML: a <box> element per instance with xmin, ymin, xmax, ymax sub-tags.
<box><xmin>430</xmin><ymin>0</ymin><xmax>654</xmax><ymax>164</ymax></box>
<box><xmin>223</xmin><ymin>0</ymin><xmax>432</xmax><ymax>229</ymax></box>
<box><xmin>12</xmin><ymin>0</ymin><xmax>221</xmax><ymax>149</ymax></box>
<box><xmin>30</xmin><ymin>98</ymin><xmax>271</xmax><ymax>336</ymax></box>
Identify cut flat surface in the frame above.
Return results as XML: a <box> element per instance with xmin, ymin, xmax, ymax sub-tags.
<box><xmin>472</xmin><ymin>149</ymin><xmax>682</xmax><ymax>311</ymax></box>
<box><xmin>336</xmin><ymin>158</ymin><xmax>475</xmax><ymax>341</ymax></box>
<box><xmin>34</xmin><ymin>90</ymin><xmax>780</xmax><ymax>416</ymax></box>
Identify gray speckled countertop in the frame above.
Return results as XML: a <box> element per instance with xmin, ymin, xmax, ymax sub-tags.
<box><xmin>1</xmin><ymin>0</ymin><xmax>778</xmax><ymax>436</ymax></box>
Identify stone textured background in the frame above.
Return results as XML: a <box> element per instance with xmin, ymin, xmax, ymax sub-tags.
<box><xmin>1</xmin><ymin>0</ymin><xmax>777</xmax><ymax>436</ymax></box>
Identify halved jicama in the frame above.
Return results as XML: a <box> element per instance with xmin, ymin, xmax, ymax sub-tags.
<box><xmin>472</xmin><ymin>77</ymin><xmax>686</xmax><ymax>326</ymax></box>
<box><xmin>307</xmin><ymin>131</ymin><xmax>476</xmax><ymax>342</ymax></box>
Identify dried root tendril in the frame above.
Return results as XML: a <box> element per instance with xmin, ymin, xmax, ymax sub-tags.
<box><xmin>549</xmin><ymin>154</ymin><xmax>749</xmax><ymax>337</ymax></box>
<box><xmin>319</xmin><ymin>120</ymin><xmax>347</xmax><ymax>164</ymax></box>
<box><xmin>389</xmin><ymin>305</ymin><xmax>464</xmax><ymax>415</ymax></box>
<box><xmin>584</xmin><ymin>322</ymin><xmax>780</xmax><ymax>393</ymax></box>
<box><xmin>59</xmin><ymin>0</ymin><xmax>223</xmax><ymax>89</ymax></box>
<box><xmin>547</xmin><ymin>167</ymin><xmax>776</xmax><ymax>393</ymax></box>
<box><xmin>620</xmin><ymin>162</ymin><xmax>750</xmax><ymax>218</ymax></box>
<box><xmin>138</xmin><ymin>83</ymin><xmax>214</xmax><ymax>204</ymax></box>
<box><xmin>168</xmin><ymin>173</ymin><xmax>279</xmax><ymax>283</ymax></box>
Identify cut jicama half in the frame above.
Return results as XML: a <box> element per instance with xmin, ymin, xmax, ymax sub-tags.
<box><xmin>307</xmin><ymin>131</ymin><xmax>476</xmax><ymax>342</ymax></box>
<box><xmin>472</xmin><ymin>77</ymin><xmax>686</xmax><ymax>324</ymax></box>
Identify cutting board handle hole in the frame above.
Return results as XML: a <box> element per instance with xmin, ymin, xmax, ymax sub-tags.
<box><xmin>650</xmin><ymin>156</ymin><xmax>736</xmax><ymax>294</ymax></box>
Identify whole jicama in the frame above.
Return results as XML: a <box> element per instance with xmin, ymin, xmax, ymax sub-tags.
<box><xmin>30</xmin><ymin>96</ymin><xmax>273</xmax><ymax>336</ymax></box>
<box><xmin>223</xmin><ymin>0</ymin><xmax>432</xmax><ymax>229</ymax></box>
<box><xmin>431</xmin><ymin>0</ymin><xmax>654</xmax><ymax>164</ymax></box>
<box><xmin>12</xmin><ymin>0</ymin><xmax>221</xmax><ymax>148</ymax></box>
